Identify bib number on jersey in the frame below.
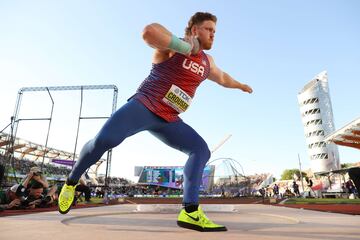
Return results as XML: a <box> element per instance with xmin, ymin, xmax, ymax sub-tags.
<box><xmin>162</xmin><ymin>84</ymin><xmax>192</xmax><ymax>113</ymax></box>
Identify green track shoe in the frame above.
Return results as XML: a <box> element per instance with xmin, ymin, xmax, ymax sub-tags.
<box><xmin>58</xmin><ymin>183</ymin><xmax>76</xmax><ymax>214</ymax></box>
<box><xmin>177</xmin><ymin>206</ymin><xmax>227</xmax><ymax>232</ymax></box>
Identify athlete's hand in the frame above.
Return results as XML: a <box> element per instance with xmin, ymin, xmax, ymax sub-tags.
<box><xmin>241</xmin><ymin>84</ymin><xmax>253</xmax><ymax>94</ymax></box>
<box><xmin>185</xmin><ymin>36</ymin><xmax>200</xmax><ymax>55</ymax></box>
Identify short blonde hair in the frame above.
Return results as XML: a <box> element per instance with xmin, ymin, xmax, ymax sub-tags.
<box><xmin>185</xmin><ymin>12</ymin><xmax>217</xmax><ymax>36</ymax></box>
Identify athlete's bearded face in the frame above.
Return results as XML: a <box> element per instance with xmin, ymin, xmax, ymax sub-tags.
<box><xmin>193</xmin><ymin>20</ymin><xmax>216</xmax><ymax>50</ymax></box>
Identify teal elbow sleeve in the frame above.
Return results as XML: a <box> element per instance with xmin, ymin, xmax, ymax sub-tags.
<box><xmin>168</xmin><ymin>35</ymin><xmax>191</xmax><ymax>55</ymax></box>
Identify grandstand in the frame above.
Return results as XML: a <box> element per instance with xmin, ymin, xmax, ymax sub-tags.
<box><xmin>323</xmin><ymin>116</ymin><xmax>360</xmax><ymax>195</ymax></box>
<box><xmin>0</xmin><ymin>132</ymin><xmax>105</xmax><ymax>185</ymax></box>
<box><xmin>325</xmin><ymin>117</ymin><xmax>360</xmax><ymax>150</ymax></box>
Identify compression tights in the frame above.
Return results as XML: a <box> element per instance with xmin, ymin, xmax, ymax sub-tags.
<box><xmin>68</xmin><ymin>98</ymin><xmax>211</xmax><ymax>205</ymax></box>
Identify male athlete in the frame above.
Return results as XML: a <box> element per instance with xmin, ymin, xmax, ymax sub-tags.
<box><xmin>58</xmin><ymin>12</ymin><xmax>253</xmax><ymax>232</ymax></box>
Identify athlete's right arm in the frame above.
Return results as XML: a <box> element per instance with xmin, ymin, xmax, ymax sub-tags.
<box><xmin>142</xmin><ymin>23</ymin><xmax>199</xmax><ymax>56</ymax></box>
<box><xmin>142</xmin><ymin>23</ymin><xmax>173</xmax><ymax>51</ymax></box>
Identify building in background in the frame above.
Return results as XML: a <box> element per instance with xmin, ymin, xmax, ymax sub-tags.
<box><xmin>298</xmin><ymin>71</ymin><xmax>340</xmax><ymax>173</ymax></box>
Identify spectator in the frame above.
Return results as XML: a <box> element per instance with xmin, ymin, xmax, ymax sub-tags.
<box><xmin>75</xmin><ymin>176</ymin><xmax>92</xmax><ymax>203</ymax></box>
<box><xmin>259</xmin><ymin>187</ymin><xmax>265</xmax><ymax>199</ymax></box>
<box><xmin>0</xmin><ymin>164</ymin><xmax>4</xmax><ymax>187</ymax></box>
<box><xmin>95</xmin><ymin>187</ymin><xmax>104</xmax><ymax>198</ymax></box>
<box><xmin>305</xmin><ymin>177</ymin><xmax>314</xmax><ymax>197</ymax></box>
<box><xmin>346</xmin><ymin>179</ymin><xmax>356</xmax><ymax>194</ymax></box>
<box><xmin>284</xmin><ymin>187</ymin><xmax>294</xmax><ymax>198</ymax></box>
<box><xmin>273</xmin><ymin>184</ymin><xmax>279</xmax><ymax>198</ymax></box>
<box><xmin>220</xmin><ymin>185</ymin><xmax>225</xmax><ymax>197</ymax></box>
<box><xmin>292</xmin><ymin>181</ymin><xmax>300</xmax><ymax>197</ymax></box>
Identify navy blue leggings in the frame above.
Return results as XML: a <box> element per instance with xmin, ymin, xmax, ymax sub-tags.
<box><xmin>69</xmin><ymin>98</ymin><xmax>211</xmax><ymax>204</ymax></box>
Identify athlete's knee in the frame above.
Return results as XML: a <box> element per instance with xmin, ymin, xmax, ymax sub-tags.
<box><xmin>203</xmin><ymin>147</ymin><xmax>211</xmax><ymax>163</ymax></box>
<box><xmin>192</xmin><ymin>141</ymin><xmax>211</xmax><ymax>162</ymax></box>
<box><xmin>205</xmin><ymin>147</ymin><xmax>211</xmax><ymax>160</ymax></box>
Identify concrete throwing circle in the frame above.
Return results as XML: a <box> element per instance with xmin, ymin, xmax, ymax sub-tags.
<box><xmin>61</xmin><ymin>211</ymin><xmax>299</xmax><ymax>232</ymax></box>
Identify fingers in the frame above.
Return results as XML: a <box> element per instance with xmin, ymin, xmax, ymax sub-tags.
<box><xmin>242</xmin><ymin>85</ymin><xmax>253</xmax><ymax>93</ymax></box>
<box><xmin>9</xmin><ymin>199</ymin><xmax>21</xmax><ymax>208</ymax></box>
<box><xmin>184</xmin><ymin>36</ymin><xmax>200</xmax><ymax>55</ymax></box>
<box><xmin>190</xmin><ymin>37</ymin><xmax>200</xmax><ymax>55</ymax></box>
<box><xmin>246</xmin><ymin>85</ymin><xmax>253</xmax><ymax>93</ymax></box>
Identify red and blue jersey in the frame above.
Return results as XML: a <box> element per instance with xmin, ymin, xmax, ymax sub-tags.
<box><xmin>133</xmin><ymin>51</ymin><xmax>210</xmax><ymax>122</ymax></box>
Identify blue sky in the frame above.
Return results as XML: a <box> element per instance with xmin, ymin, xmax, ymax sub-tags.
<box><xmin>0</xmin><ymin>1</ymin><xmax>359</xmax><ymax>181</ymax></box>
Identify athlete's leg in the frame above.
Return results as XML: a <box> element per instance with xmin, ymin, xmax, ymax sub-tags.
<box><xmin>59</xmin><ymin>99</ymin><xmax>166</xmax><ymax>214</ymax></box>
<box><xmin>149</xmin><ymin>120</ymin><xmax>211</xmax><ymax>205</ymax></box>
<box><xmin>149</xmin><ymin>122</ymin><xmax>226</xmax><ymax>231</ymax></box>
<box><xmin>68</xmin><ymin>99</ymin><xmax>165</xmax><ymax>182</ymax></box>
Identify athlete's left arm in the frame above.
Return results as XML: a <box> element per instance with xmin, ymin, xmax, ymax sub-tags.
<box><xmin>207</xmin><ymin>54</ymin><xmax>253</xmax><ymax>93</ymax></box>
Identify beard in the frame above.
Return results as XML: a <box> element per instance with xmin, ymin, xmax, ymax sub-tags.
<box><xmin>199</xmin><ymin>38</ymin><xmax>213</xmax><ymax>50</ymax></box>
<box><xmin>202</xmin><ymin>41</ymin><xmax>213</xmax><ymax>50</ymax></box>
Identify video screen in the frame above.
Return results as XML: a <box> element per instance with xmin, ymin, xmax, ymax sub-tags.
<box><xmin>138</xmin><ymin>165</ymin><xmax>214</xmax><ymax>191</ymax></box>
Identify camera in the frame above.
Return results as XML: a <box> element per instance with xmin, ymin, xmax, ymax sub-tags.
<box><xmin>39</xmin><ymin>195</ymin><xmax>52</xmax><ymax>208</ymax></box>
<box><xmin>18</xmin><ymin>197</ymin><xmax>30</xmax><ymax>209</ymax></box>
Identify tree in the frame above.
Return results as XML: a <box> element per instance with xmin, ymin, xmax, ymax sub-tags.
<box><xmin>281</xmin><ymin>169</ymin><xmax>307</xmax><ymax>180</ymax></box>
<box><xmin>341</xmin><ymin>163</ymin><xmax>354</xmax><ymax>169</ymax></box>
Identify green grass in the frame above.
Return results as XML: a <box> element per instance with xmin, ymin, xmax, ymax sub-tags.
<box><xmin>284</xmin><ymin>198</ymin><xmax>360</xmax><ymax>205</ymax></box>
<box><xmin>76</xmin><ymin>197</ymin><xmax>105</xmax><ymax>205</ymax></box>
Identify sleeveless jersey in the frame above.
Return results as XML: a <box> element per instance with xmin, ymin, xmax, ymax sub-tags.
<box><xmin>133</xmin><ymin>51</ymin><xmax>210</xmax><ymax>122</ymax></box>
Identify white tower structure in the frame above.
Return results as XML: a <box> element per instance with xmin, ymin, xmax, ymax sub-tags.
<box><xmin>298</xmin><ymin>71</ymin><xmax>340</xmax><ymax>173</ymax></box>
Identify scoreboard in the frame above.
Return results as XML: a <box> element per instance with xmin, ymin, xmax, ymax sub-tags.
<box><xmin>138</xmin><ymin>165</ymin><xmax>215</xmax><ymax>191</ymax></box>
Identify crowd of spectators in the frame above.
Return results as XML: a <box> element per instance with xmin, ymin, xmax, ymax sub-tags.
<box><xmin>0</xmin><ymin>154</ymin><xmax>276</xmax><ymax>203</ymax></box>
<box><xmin>5</xmin><ymin>157</ymin><xmax>71</xmax><ymax>177</ymax></box>
<box><xmin>210</xmin><ymin>173</ymin><xmax>271</xmax><ymax>197</ymax></box>
<box><xmin>97</xmin><ymin>176</ymin><xmax>132</xmax><ymax>186</ymax></box>
<box><xmin>6</xmin><ymin>152</ymin><xmax>359</xmax><ymax>214</ymax></box>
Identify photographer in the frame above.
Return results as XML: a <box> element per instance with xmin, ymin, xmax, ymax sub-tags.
<box><xmin>19</xmin><ymin>181</ymin><xmax>45</xmax><ymax>209</ymax></box>
<box><xmin>0</xmin><ymin>184</ymin><xmax>22</xmax><ymax>210</ymax></box>
<box><xmin>16</xmin><ymin>166</ymin><xmax>58</xmax><ymax>209</ymax></box>
<box><xmin>18</xmin><ymin>181</ymin><xmax>58</xmax><ymax>209</ymax></box>
<box><xmin>74</xmin><ymin>175</ymin><xmax>92</xmax><ymax>203</ymax></box>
